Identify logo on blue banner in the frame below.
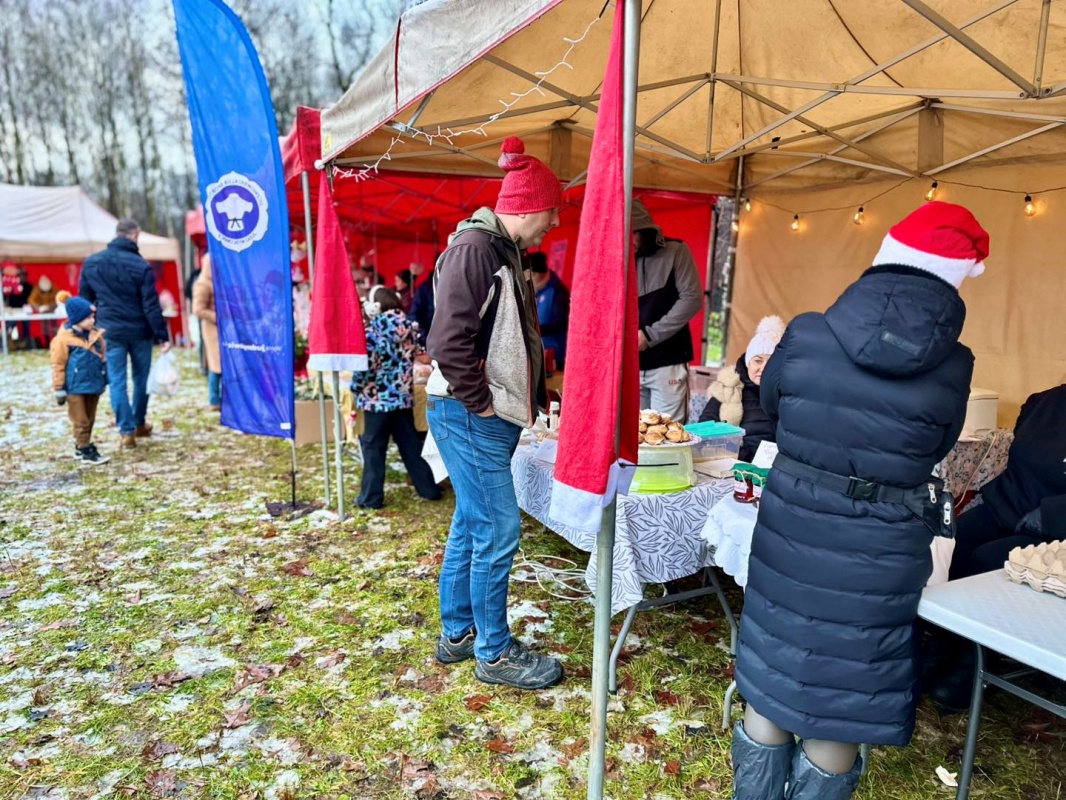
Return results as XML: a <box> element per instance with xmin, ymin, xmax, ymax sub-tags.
<box><xmin>205</xmin><ymin>172</ymin><xmax>270</xmax><ymax>252</ymax></box>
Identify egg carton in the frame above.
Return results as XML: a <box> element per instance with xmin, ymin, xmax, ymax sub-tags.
<box><xmin>1004</xmin><ymin>539</ymin><xmax>1066</xmax><ymax>599</ymax></box>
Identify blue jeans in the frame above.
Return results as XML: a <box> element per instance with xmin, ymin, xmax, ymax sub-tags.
<box><xmin>106</xmin><ymin>338</ymin><xmax>154</xmax><ymax>435</ymax></box>
<box><xmin>207</xmin><ymin>372</ymin><xmax>222</xmax><ymax>406</ymax></box>
<box><xmin>428</xmin><ymin>397</ymin><xmax>522</xmax><ymax>661</ymax></box>
<box><xmin>358</xmin><ymin>408</ymin><xmax>442</xmax><ymax>509</ymax></box>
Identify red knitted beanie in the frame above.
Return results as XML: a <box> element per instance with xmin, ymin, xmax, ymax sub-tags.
<box><xmin>494</xmin><ymin>136</ymin><xmax>562</xmax><ymax>215</ymax></box>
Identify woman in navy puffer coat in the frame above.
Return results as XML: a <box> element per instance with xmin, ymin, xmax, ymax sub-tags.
<box><xmin>730</xmin><ymin>202</ymin><xmax>987</xmax><ymax>800</ymax></box>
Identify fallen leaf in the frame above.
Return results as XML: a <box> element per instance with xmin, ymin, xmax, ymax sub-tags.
<box><xmin>142</xmin><ymin>741</ymin><xmax>179</xmax><ymax>761</ymax></box>
<box><xmin>234</xmin><ymin>663</ymin><xmax>283</xmax><ymax>690</ymax></box>
<box><xmin>619</xmin><ymin>673</ymin><xmax>636</xmax><ymax>693</ymax></box>
<box><xmin>935</xmin><ymin>766</ymin><xmax>959</xmax><ymax>788</ymax></box>
<box><xmin>400</xmin><ymin>756</ymin><xmax>435</xmax><ymax>785</ymax></box>
<box><xmin>285</xmin><ymin>653</ymin><xmax>304</xmax><ymax>669</ymax></box>
<box><xmin>9</xmin><ymin>754</ymin><xmax>41</xmax><ymax>769</ymax></box>
<box><xmin>418</xmin><ymin>551</ymin><xmax>444</xmax><ymax>566</ymax></box>
<box><xmin>464</xmin><ymin>694</ymin><xmax>493</xmax><ymax>712</ymax></box>
<box><xmin>152</xmin><ymin>671</ymin><xmax>191</xmax><ymax>689</ymax></box>
<box><xmin>145</xmin><ymin>769</ymin><xmax>177</xmax><ymax>796</ymax></box>
<box><xmin>341</xmin><ymin>758</ymin><xmax>366</xmax><ymax>774</ymax></box>
<box><xmin>485</xmin><ymin>739</ymin><xmax>514</xmax><ymax>754</ymax></box>
<box><xmin>223</xmin><ymin>702</ymin><xmax>252</xmax><ymax>729</ymax></box>
<box><xmin>689</xmin><ymin>620</ymin><xmax>718</xmax><ymax>636</ymax></box>
<box><xmin>126</xmin><ymin>589</ymin><xmax>142</xmax><ymax>605</ymax></box>
<box><xmin>471</xmin><ymin>791</ymin><xmax>507</xmax><ymax>800</ymax></box>
<box><xmin>562</xmin><ymin>738</ymin><xmax>587</xmax><ymax>758</ymax></box>
<box><xmin>39</xmin><ymin>619</ymin><xmax>77</xmax><ymax>632</ymax></box>
<box><xmin>281</xmin><ymin>560</ymin><xmax>313</xmax><ymax>577</ymax></box>
<box><xmin>664</xmin><ymin>759</ymin><xmax>681</xmax><ymax>775</ymax></box>
<box><xmin>654</xmin><ymin>690</ymin><xmax>682</xmax><ymax>706</ymax></box>
<box><xmin>416</xmin><ymin>673</ymin><xmax>445</xmax><ymax>693</ymax></box>
<box><xmin>335</xmin><ymin>612</ymin><xmax>360</xmax><ymax>626</ymax></box>
<box><xmin>315</xmin><ymin>650</ymin><xmax>346</xmax><ymax>669</ymax></box>
<box><xmin>262</xmin><ymin>529</ymin><xmax>278</xmax><ymax>539</ymax></box>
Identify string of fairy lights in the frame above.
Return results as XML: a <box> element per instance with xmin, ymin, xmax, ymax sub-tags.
<box><xmin>733</xmin><ymin>176</ymin><xmax>1066</xmax><ymax>233</ymax></box>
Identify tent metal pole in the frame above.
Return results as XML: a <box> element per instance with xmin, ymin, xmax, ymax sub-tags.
<box><xmin>181</xmin><ymin>234</ymin><xmax>192</xmax><ymax>347</ymax></box>
<box><xmin>717</xmin><ymin>156</ymin><xmax>744</xmax><ymax>368</ymax></box>
<box><xmin>302</xmin><ymin>170</ymin><xmax>332</xmax><ymax>509</ymax></box>
<box><xmin>1034</xmin><ymin>0</ymin><xmax>1052</xmax><ymax>92</ymax></box>
<box><xmin>705</xmin><ymin>0</ymin><xmax>723</xmax><ymax>159</ymax></box>
<box><xmin>926</xmin><ymin>122</ymin><xmax>1064</xmax><ymax>174</ymax></box>
<box><xmin>589</xmin><ymin>2</ymin><xmax>639</xmax><ymax>798</ymax></box>
<box><xmin>0</xmin><ymin>284</ymin><xmax>8</xmax><ymax>356</ymax></box>
<box><xmin>899</xmin><ymin>0</ymin><xmax>1036</xmax><ymax>96</ymax></box>
<box><xmin>331</xmin><ymin>370</ymin><xmax>346</xmax><ymax>521</ymax></box>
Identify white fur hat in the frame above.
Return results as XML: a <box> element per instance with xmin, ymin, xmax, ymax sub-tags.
<box><xmin>746</xmin><ymin>315</ymin><xmax>787</xmax><ymax>366</ymax></box>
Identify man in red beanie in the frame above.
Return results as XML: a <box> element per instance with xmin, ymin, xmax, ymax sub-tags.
<box><xmin>426</xmin><ymin>136</ymin><xmax>563</xmax><ymax>690</ymax></box>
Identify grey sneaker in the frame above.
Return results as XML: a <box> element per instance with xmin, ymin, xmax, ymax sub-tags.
<box><xmin>475</xmin><ymin>641</ymin><xmax>563</xmax><ymax>690</ymax></box>
<box><xmin>435</xmin><ymin>629</ymin><xmax>476</xmax><ymax>664</ymax></box>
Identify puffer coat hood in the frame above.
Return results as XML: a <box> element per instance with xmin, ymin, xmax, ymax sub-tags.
<box><xmin>825</xmin><ymin>265</ymin><xmax>967</xmax><ymax>378</ymax></box>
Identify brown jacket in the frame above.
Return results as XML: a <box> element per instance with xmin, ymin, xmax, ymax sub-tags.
<box><xmin>49</xmin><ymin>326</ymin><xmax>106</xmax><ymax>391</ymax></box>
<box><xmin>192</xmin><ymin>259</ymin><xmax>220</xmax><ymax>374</ymax></box>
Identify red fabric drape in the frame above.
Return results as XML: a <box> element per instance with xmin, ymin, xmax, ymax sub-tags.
<box><xmin>550</xmin><ymin>1</ymin><xmax>639</xmax><ymax>532</ymax></box>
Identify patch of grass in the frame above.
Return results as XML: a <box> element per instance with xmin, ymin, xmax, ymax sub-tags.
<box><xmin>0</xmin><ymin>350</ymin><xmax>1063</xmax><ymax>799</ymax></box>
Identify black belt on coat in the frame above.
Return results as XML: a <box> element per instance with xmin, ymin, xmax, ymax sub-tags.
<box><xmin>771</xmin><ymin>453</ymin><xmax>956</xmax><ymax>537</ymax></box>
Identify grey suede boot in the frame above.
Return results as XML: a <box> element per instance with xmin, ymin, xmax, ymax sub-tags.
<box><xmin>731</xmin><ymin>721</ymin><xmax>796</xmax><ymax>800</ymax></box>
<box><xmin>784</xmin><ymin>745</ymin><xmax>862</xmax><ymax>800</ymax></box>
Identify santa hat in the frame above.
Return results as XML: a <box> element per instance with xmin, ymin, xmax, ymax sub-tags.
<box><xmin>494</xmin><ymin>137</ymin><xmax>562</xmax><ymax>215</ymax></box>
<box><xmin>871</xmin><ymin>201</ymin><xmax>990</xmax><ymax>289</ymax></box>
<box><xmin>746</xmin><ymin>315</ymin><xmax>786</xmax><ymax>366</ymax></box>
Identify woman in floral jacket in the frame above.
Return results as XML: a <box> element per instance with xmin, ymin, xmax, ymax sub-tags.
<box><xmin>351</xmin><ymin>286</ymin><xmax>442</xmax><ymax>509</ymax></box>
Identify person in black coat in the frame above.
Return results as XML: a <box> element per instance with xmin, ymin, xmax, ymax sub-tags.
<box><xmin>925</xmin><ymin>381</ymin><xmax>1066</xmax><ymax>710</ymax></box>
<box><xmin>410</xmin><ymin>264</ymin><xmax>437</xmax><ymax>348</ymax></box>
<box><xmin>698</xmin><ymin>315</ymin><xmax>785</xmax><ymax>460</ymax></box>
<box><xmin>79</xmin><ymin>218</ymin><xmax>171</xmax><ymax>448</ymax></box>
<box><xmin>731</xmin><ymin>202</ymin><xmax>988</xmax><ymax>800</ymax></box>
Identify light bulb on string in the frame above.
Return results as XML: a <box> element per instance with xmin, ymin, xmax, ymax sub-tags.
<box><xmin>744</xmin><ymin>198</ymin><xmax>752</xmax><ymax>213</ymax></box>
<box><xmin>1024</xmin><ymin>194</ymin><xmax>1037</xmax><ymax>217</ymax></box>
<box><xmin>730</xmin><ymin>218</ymin><xmax>740</xmax><ymax>234</ymax></box>
<box><xmin>924</xmin><ymin>181</ymin><xmax>938</xmax><ymax>202</ymax></box>
<box><xmin>791</xmin><ymin>214</ymin><xmax>800</xmax><ymax>232</ymax></box>
<box><xmin>853</xmin><ymin>206</ymin><xmax>865</xmax><ymax>225</ymax></box>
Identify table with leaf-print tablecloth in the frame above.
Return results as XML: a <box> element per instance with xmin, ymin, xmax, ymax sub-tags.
<box><xmin>512</xmin><ymin>445</ymin><xmax>734</xmax><ymax>616</ymax></box>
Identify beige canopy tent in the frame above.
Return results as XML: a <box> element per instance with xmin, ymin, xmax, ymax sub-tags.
<box><xmin>320</xmin><ymin>0</ymin><xmax>1066</xmax><ymax>426</ymax></box>
<box><xmin>0</xmin><ymin>183</ymin><xmax>181</xmax><ymax>263</ymax></box>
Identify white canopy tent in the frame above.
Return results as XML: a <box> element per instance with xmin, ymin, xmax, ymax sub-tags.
<box><xmin>0</xmin><ymin>183</ymin><xmax>181</xmax><ymax>263</ymax></box>
<box><xmin>321</xmin><ymin>0</ymin><xmax>1066</xmax><ymax>423</ymax></box>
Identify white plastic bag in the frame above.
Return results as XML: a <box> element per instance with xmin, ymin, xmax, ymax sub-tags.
<box><xmin>147</xmin><ymin>350</ymin><xmax>180</xmax><ymax>397</ymax></box>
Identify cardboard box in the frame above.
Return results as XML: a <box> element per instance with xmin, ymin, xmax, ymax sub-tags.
<box><xmin>294</xmin><ymin>399</ymin><xmax>336</xmax><ymax>446</ymax></box>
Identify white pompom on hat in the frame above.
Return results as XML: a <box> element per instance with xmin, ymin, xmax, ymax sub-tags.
<box><xmin>746</xmin><ymin>315</ymin><xmax>787</xmax><ymax>366</ymax></box>
<box><xmin>871</xmin><ymin>201</ymin><xmax>990</xmax><ymax>289</ymax></box>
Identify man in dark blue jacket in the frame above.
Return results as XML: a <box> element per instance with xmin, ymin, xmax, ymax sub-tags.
<box><xmin>79</xmin><ymin>218</ymin><xmax>171</xmax><ymax>448</ymax></box>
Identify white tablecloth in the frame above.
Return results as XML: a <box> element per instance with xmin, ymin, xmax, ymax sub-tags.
<box><xmin>701</xmin><ymin>498</ymin><xmax>759</xmax><ymax>588</ymax></box>
<box><xmin>512</xmin><ymin>446</ymin><xmax>733</xmax><ymax>614</ymax></box>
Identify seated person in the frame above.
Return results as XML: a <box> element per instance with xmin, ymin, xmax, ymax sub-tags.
<box><xmin>926</xmin><ymin>381</ymin><xmax>1066</xmax><ymax>711</ymax></box>
<box><xmin>951</xmin><ymin>381</ymin><xmax>1066</xmax><ymax>579</ymax></box>
<box><xmin>698</xmin><ymin>315</ymin><xmax>785</xmax><ymax>461</ymax></box>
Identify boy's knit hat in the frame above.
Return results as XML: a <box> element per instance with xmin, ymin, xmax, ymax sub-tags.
<box><xmin>65</xmin><ymin>297</ymin><xmax>94</xmax><ymax>326</ymax></box>
<box><xmin>495</xmin><ymin>137</ymin><xmax>562</xmax><ymax>215</ymax></box>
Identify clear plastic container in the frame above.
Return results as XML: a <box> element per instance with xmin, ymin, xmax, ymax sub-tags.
<box><xmin>630</xmin><ymin>442</ymin><xmax>695</xmax><ymax>494</ymax></box>
<box><xmin>683</xmin><ymin>421</ymin><xmax>744</xmax><ymax>462</ymax></box>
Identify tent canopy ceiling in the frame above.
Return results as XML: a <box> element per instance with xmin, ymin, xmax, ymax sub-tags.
<box><xmin>0</xmin><ymin>183</ymin><xmax>181</xmax><ymax>263</ymax></box>
<box><xmin>321</xmin><ymin>0</ymin><xmax>1066</xmax><ymax>195</ymax></box>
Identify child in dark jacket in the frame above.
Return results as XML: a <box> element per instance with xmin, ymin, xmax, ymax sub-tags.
<box><xmin>50</xmin><ymin>297</ymin><xmax>110</xmax><ymax>466</ymax></box>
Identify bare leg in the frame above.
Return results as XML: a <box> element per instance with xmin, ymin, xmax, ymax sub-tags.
<box><xmin>743</xmin><ymin>704</ymin><xmax>793</xmax><ymax>746</ymax></box>
<box><xmin>802</xmin><ymin>740</ymin><xmax>860</xmax><ymax>774</ymax></box>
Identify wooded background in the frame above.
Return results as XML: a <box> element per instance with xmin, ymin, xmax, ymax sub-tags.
<box><xmin>0</xmin><ymin>0</ymin><xmax>414</xmax><ymax>238</ymax></box>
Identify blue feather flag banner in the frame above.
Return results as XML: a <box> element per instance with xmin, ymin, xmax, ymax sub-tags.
<box><xmin>173</xmin><ymin>0</ymin><xmax>295</xmax><ymax>438</ymax></box>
